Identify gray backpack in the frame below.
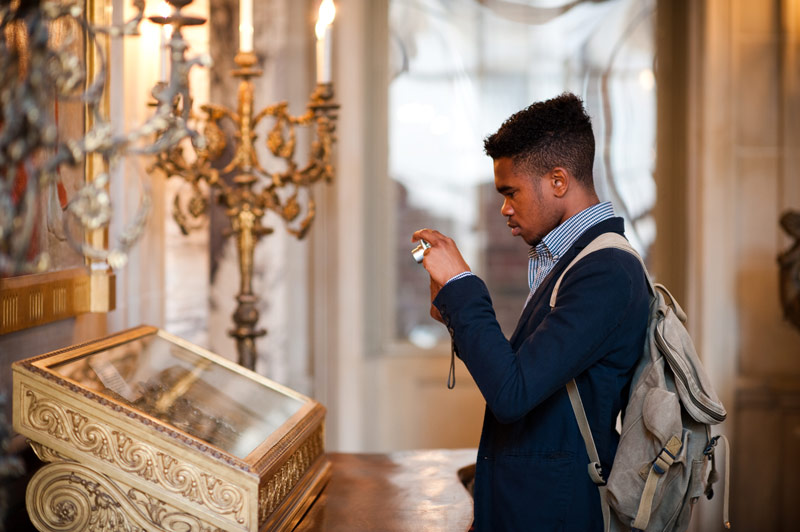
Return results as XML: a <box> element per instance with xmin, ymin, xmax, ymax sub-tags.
<box><xmin>551</xmin><ymin>232</ymin><xmax>730</xmax><ymax>532</ymax></box>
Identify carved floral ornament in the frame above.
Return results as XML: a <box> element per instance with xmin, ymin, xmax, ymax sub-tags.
<box><xmin>21</xmin><ymin>385</ymin><xmax>249</xmax><ymax>527</ymax></box>
<box><xmin>21</xmin><ymin>382</ymin><xmax>328</xmax><ymax>530</ymax></box>
<box><xmin>26</xmin><ymin>460</ymin><xmax>227</xmax><ymax>532</ymax></box>
<box><xmin>14</xmin><ymin>327</ymin><xmax>331</xmax><ymax>531</ymax></box>
<box><xmin>257</xmin><ymin>426</ymin><xmax>324</xmax><ymax>526</ymax></box>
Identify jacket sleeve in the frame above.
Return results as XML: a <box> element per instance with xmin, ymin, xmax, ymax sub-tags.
<box><xmin>433</xmin><ymin>248</ymin><xmax>640</xmax><ymax>424</ymax></box>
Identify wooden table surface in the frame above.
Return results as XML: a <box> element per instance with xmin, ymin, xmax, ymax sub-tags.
<box><xmin>294</xmin><ymin>449</ymin><xmax>476</xmax><ymax>531</ymax></box>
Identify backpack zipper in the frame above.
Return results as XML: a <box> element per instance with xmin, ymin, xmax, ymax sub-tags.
<box><xmin>655</xmin><ymin>330</ymin><xmax>727</xmax><ymax>423</ymax></box>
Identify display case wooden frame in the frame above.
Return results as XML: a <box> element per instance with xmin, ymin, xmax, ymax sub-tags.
<box><xmin>12</xmin><ymin>325</ymin><xmax>330</xmax><ymax>532</ymax></box>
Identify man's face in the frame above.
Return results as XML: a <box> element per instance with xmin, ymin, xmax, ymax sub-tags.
<box><xmin>493</xmin><ymin>157</ymin><xmax>561</xmax><ymax>246</ymax></box>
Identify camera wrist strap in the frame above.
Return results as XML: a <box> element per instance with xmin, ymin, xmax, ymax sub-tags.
<box><xmin>447</xmin><ymin>340</ymin><xmax>456</xmax><ymax>389</ymax></box>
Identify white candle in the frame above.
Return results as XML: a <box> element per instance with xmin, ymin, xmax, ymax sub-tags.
<box><xmin>158</xmin><ymin>2</ymin><xmax>171</xmax><ymax>82</ymax></box>
<box><xmin>315</xmin><ymin>0</ymin><xmax>335</xmax><ymax>83</ymax></box>
<box><xmin>159</xmin><ymin>25</ymin><xmax>167</xmax><ymax>82</ymax></box>
<box><xmin>239</xmin><ymin>0</ymin><xmax>254</xmax><ymax>53</ymax></box>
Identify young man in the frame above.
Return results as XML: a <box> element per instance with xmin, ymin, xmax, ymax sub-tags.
<box><xmin>412</xmin><ymin>93</ymin><xmax>650</xmax><ymax>531</ymax></box>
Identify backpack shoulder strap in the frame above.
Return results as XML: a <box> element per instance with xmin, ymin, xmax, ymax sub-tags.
<box><xmin>566</xmin><ymin>379</ymin><xmax>612</xmax><ymax>531</ymax></box>
<box><xmin>549</xmin><ymin>232</ymin><xmax>651</xmax><ymax>309</ymax></box>
<box><xmin>552</xmin><ymin>232</ymin><xmax>648</xmax><ymax>532</ymax></box>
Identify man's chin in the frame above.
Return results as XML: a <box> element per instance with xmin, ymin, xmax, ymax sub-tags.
<box><xmin>510</xmin><ymin>227</ymin><xmax>537</xmax><ymax>246</ymax></box>
<box><xmin>521</xmin><ymin>235</ymin><xmax>541</xmax><ymax>246</ymax></box>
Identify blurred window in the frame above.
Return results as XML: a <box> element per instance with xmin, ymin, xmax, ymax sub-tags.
<box><xmin>389</xmin><ymin>0</ymin><xmax>656</xmax><ymax>346</ymax></box>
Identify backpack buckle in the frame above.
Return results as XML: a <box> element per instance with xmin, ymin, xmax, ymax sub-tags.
<box><xmin>652</xmin><ymin>435</ymin><xmax>682</xmax><ymax>475</ymax></box>
<box><xmin>588</xmin><ymin>461</ymin><xmax>605</xmax><ymax>485</ymax></box>
<box><xmin>703</xmin><ymin>435</ymin><xmax>720</xmax><ymax>456</ymax></box>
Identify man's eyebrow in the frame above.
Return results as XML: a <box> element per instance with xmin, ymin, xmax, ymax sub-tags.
<box><xmin>496</xmin><ymin>185</ymin><xmax>515</xmax><ymax>194</ymax></box>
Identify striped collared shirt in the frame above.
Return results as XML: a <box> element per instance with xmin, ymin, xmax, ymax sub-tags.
<box><xmin>526</xmin><ymin>201</ymin><xmax>615</xmax><ymax>301</ymax></box>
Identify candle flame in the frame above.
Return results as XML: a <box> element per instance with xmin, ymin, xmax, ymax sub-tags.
<box><xmin>315</xmin><ymin>0</ymin><xmax>335</xmax><ymax>40</ymax></box>
<box><xmin>159</xmin><ymin>1</ymin><xmax>172</xmax><ymax>35</ymax></box>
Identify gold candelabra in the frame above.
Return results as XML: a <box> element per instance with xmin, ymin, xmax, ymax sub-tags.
<box><xmin>151</xmin><ymin>36</ymin><xmax>338</xmax><ymax>370</ymax></box>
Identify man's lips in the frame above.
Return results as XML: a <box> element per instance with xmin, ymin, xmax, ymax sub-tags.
<box><xmin>507</xmin><ymin>221</ymin><xmax>521</xmax><ymax>236</ymax></box>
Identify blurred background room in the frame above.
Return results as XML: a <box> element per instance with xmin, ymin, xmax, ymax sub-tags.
<box><xmin>1</xmin><ymin>0</ymin><xmax>799</xmax><ymax>530</ymax></box>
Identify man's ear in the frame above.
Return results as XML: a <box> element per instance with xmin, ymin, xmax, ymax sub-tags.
<box><xmin>550</xmin><ymin>167</ymin><xmax>569</xmax><ymax>198</ymax></box>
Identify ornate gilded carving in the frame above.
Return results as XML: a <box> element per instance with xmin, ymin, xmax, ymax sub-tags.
<box><xmin>0</xmin><ymin>269</ymin><xmax>114</xmax><ymax>335</ymax></box>
<box><xmin>14</xmin><ymin>327</ymin><xmax>331</xmax><ymax>532</ymax></box>
<box><xmin>779</xmin><ymin>210</ymin><xmax>800</xmax><ymax>331</ymax></box>
<box><xmin>258</xmin><ymin>425</ymin><xmax>324</xmax><ymax>526</ymax></box>
<box><xmin>29</xmin><ymin>441</ymin><xmax>72</xmax><ymax>464</ymax></box>
<box><xmin>21</xmin><ymin>386</ymin><xmax>247</xmax><ymax>525</ymax></box>
<box><xmin>126</xmin><ymin>488</ymin><xmax>226</xmax><ymax>532</ymax></box>
<box><xmin>26</xmin><ymin>461</ymin><xmax>225</xmax><ymax>532</ymax></box>
<box><xmin>27</xmin><ymin>462</ymin><xmax>146</xmax><ymax>532</ymax></box>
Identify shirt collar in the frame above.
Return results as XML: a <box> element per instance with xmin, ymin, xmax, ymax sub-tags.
<box><xmin>529</xmin><ymin>201</ymin><xmax>615</xmax><ymax>261</ymax></box>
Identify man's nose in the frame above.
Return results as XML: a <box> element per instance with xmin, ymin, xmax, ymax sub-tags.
<box><xmin>501</xmin><ymin>199</ymin><xmax>513</xmax><ymax>216</ymax></box>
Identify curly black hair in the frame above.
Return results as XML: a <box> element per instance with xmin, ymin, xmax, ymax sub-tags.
<box><xmin>483</xmin><ymin>93</ymin><xmax>595</xmax><ymax>187</ymax></box>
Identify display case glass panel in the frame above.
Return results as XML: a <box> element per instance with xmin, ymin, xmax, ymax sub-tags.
<box><xmin>49</xmin><ymin>333</ymin><xmax>305</xmax><ymax>458</ymax></box>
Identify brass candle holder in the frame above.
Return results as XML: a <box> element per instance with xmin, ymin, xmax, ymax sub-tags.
<box><xmin>151</xmin><ymin>38</ymin><xmax>338</xmax><ymax>370</ymax></box>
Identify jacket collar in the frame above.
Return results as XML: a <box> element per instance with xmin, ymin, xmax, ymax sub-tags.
<box><xmin>509</xmin><ymin>217</ymin><xmax>626</xmax><ymax>346</ymax></box>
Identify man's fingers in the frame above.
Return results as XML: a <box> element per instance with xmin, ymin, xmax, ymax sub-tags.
<box><xmin>412</xmin><ymin>228</ymin><xmax>452</xmax><ymax>246</ymax></box>
<box><xmin>412</xmin><ymin>228</ymin><xmax>434</xmax><ymax>243</ymax></box>
<box><xmin>412</xmin><ymin>228</ymin><xmax>445</xmax><ymax>243</ymax></box>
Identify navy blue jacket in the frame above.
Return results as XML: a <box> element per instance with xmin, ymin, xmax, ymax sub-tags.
<box><xmin>433</xmin><ymin>218</ymin><xmax>649</xmax><ymax>531</ymax></box>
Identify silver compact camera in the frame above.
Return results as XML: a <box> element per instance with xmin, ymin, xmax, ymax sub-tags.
<box><xmin>411</xmin><ymin>239</ymin><xmax>431</xmax><ymax>263</ymax></box>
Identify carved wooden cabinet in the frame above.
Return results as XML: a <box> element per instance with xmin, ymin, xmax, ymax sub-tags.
<box><xmin>12</xmin><ymin>325</ymin><xmax>330</xmax><ymax>532</ymax></box>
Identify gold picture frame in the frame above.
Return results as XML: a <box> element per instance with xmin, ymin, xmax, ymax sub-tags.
<box><xmin>0</xmin><ymin>0</ymin><xmax>114</xmax><ymax>335</ymax></box>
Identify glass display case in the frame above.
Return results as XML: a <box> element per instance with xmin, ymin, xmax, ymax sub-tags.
<box><xmin>12</xmin><ymin>325</ymin><xmax>330</xmax><ymax>532</ymax></box>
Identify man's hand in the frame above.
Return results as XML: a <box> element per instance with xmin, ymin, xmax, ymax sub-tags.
<box><xmin>412</xmin><ymin>228</ymin><xmax>471</xmax><ymax>320</ymax></box>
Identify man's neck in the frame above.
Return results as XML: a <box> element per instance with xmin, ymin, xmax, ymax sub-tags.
<box><xmin>559</xmin><ymin>190</ymin><xmax>600</xmax><ymax>225</ymax></box>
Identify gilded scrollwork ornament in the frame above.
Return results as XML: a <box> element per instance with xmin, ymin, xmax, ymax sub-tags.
<box><xmin>13</xmin><ymin>326</ymin><xmax>332</xmax><ymax>532</ymax></box>
<box><xmin>27</xmin><ymin>461</ymin><xmax>225</xmax><ymax>532</ymax></box>
<box><xmin>27</xmin><ymin>462</ymin><xmax>146</xmax><ymax>532</ymax></box>
<box><xmin>257</xmin><ymin>425</ymin><xmax>324</xmax><ymax>526</ymax></box>
<box><xmin>127</xmin><ymin>488</ymin><xmax>226</xmax><ymax>532</ymax></box>
<box><xmin>21</xmin><ymin>386</ymin><xmax>248</xmax><ymax>524</ymax></box>
<box><xmin>29</xmin><ymin>441</ymin><xmax>72</xmax><ymax>463</ymax></box>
